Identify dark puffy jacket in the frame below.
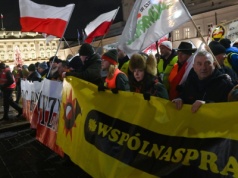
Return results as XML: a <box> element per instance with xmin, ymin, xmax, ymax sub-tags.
<box><xmin>27</xmin><ymin>71</ymin><xmax>42</xmax><ymax>82</ymax></box>
<box><xmin>66</xmin><ymin>53</ymin><xmax>102</xmax><ymax>85</ymax></box>
<box><xmin>180</xmin><ymin>68</ymin><xmax>234</xmax><ymax>104</ymax></box>
<box><xmin>226</xmin><ymin>47</ymin><xmax>238</xmax><ymax>74</ymax></box>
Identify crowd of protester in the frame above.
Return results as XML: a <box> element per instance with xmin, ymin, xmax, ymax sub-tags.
<box><xmin>0</xmin><ymin>38</ymin><xmax>238</xmax><ymax>120</ymax></box>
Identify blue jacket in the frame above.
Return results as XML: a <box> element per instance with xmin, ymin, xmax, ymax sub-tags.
<box><xmin>226</xmin><ymin>47</ymin><xmax>238</xmax><ymax>74</ymax></box>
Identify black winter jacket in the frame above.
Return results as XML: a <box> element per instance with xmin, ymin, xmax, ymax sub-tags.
<box><xmin>27</xmin><ymin>71</ymin><xmax>42</xmax><ymax>82</ymax></box>
<box><xmin>66</xmin><ymin>53</ymin><xmax>102</xmax><ymax>86</ymax></box>
<box><xmin>180</xmin><ymin>68</ymin><xmax>234</xmax><ymax>104</ymax></box>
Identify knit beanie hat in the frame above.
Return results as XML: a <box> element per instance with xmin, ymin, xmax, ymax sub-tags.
<box><xmin>160</xmin><ymin>41</ymin><xmax>172</xmax><ymax>50</ymax></box>
<box><xmin>79</xmin><ymin>43</ymin><xmax>95</xmax><ymax>56</ymax></box>
<box><xmin>102</xmin><ymin>49</ymin><xmax>118</xmax><ymax>65</ymax></box>
<box><xmin>209</xmin><ymin>41</ymin><xmax>226</xmax><ymax>56</ymax></box>
<box><xmin>68</xmin><ymin>56</ymin><xmax>83</xmax><ymax>71</ymax></box>
<box><xmin>129</xmin><ymin>53</ymin><xmax>146</xmax><ymax>72</ymax></box>
<box><xmin>28</xmin><ymin>64</ymin><xmax>36</xmax><ymax>72</ymax></box>
<box><xmin>38</xmin><ymin>62</ymin><xmax>48</xmax><ymax>70</ymax></box>
<box><xmin>220</xmin><ymin>38</ymin><xmax>231</xmax><ymax>49</ymax></box>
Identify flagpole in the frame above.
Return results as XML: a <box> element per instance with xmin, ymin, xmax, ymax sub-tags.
<box><xmin>1</xmin><ymin>14</ymin><xmax>5</xmax><ymax>31</ymax></box>
<box><xmin>46</xmin><ymin>4</ymin><xmax>75</xmax><ymax>78</ymax></box>
<box><xmin>82</xmin><ymin>29</ymin><xmax>86</xmax><ymax>43</ymax></box>
<box><xmin>63</xmin><ymin>37</ymin><xmax>74</xmax><ymax>54</ymax></box>
<box><xmin>179</xmin><ymin>0</ymin><xmax>221</xmax><ymax>69</ymax></box>
<box><xmin>155</xmin><ymin>41</ymin><xmax>159</xmax><ymax>55</ymax></box>
<box><xmin>95</xmin><ymin>6</ymin><xmax>120</xmax><ymax>53</ymax></box>
<box><xmin>190</xmin><ymin>19</ymin><xmax>221</xmax><ymax>69</ymax></box>
<box><xmin>77</xmin><ymin>29</ymin><xmax>80</xmax><ymax>45</ymax></box>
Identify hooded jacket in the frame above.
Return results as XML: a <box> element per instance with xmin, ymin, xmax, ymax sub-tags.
<box><xmin>225</xmin><ymin>47</ymin><xmax>238</xmax><ymax>74</ymax></box>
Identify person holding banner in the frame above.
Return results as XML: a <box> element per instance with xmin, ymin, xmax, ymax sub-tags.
<box><xmin>27</xmin><ymin>64</ymin><xmax>42</xmax><ymax>82</ymax></box>
<box><xmin>129</xmin><ymin>53</ymin><xmax>169</xmax><ymax>99</ymax></box>
<box><xmin>62</xmin><ymin>43</ymin><xmax>102</xmax><ymax>86</ymax></box>
<box><xmin>172</xmin><ymin>50</ymin><xmax>234</xmax><ymax>113</ymax></box>
<box><xmin>37</xmin><ymin>62</ymin><xmax>49</xmax><ymax>79</ymax></box>
<box><xmin>47</xmin><ymin>56</ymin><xmax>61</xmax><ymax>80</ymax></box>
<box><xmin>168</xmin><ymin>42</ymin><xmax>197</xmax><ymax>100</ymax></box>
<box><xmin>57</xmin><ymin>60</ymin><xmax>70</xmax><ymax>81</ymax></box>
<box><xmin>101</xmin><ymin>49</ymin><xmax>130</xmax><ymax>91</ymax></box>
<box><xmin>67</xmin><ymin>55</ymin><xmax>83</xmax><ymax>73</ymax></box>
<box><xmin>0</xmin><ymin>62</ymin><xmax>22</xmax><ymax>120</ymax></box>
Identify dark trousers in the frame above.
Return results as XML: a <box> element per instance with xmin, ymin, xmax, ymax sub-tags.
<box><xmin>3</xmin><ymin>89</ymin><xmax>22</xmax><ymax>119</ymax></box>
<box><xmin>15</xmin><ymin>84</ymin><xmax>21</xmax><ymax>103</ymax></box>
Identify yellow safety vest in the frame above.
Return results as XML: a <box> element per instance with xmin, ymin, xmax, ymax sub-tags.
<box><xmin>157</xmin><ymin>56</ymin><xmax>178</xmax><ymax>90</ymax></box>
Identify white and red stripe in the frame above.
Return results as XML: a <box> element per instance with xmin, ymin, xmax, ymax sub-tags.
<box><xmin>19</xmin><ymin>0</ymin><xmax>74</xmax><ymax>38</ymax></box>
<box><xmin>85</xmin><ymin>8</ymin><xmax>118</xmax><ymax>43</ymax></box>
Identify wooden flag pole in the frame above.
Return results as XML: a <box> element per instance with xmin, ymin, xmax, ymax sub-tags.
<box><xmin>180</xmin><ymin>0</ymin><xmax>221</xmax><ymax>69</ymax></box>
<box><xmin>63</xmin><ymin>37</ymin><xmax>74</xmax><ymax>54</ymax></box>
<box><xmin>190</xmin><ymin>18</ymin><xmax>221</xmax><ymax>69</ymax></box>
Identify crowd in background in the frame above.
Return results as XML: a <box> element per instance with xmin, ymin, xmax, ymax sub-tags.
<box><xmin>1</xmin><ymin>38</ymin><xmax>238</xmax><ymax>120</ymax></box>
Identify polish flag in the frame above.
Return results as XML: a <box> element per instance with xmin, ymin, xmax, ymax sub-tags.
<box><xmin>19</xmin><ymin>0</ymin><xmax>75</xmax><ymax>38</ymax></box>
<box><xmin>85</xmin><ymin>8</ymin><xmax>119</xmax><ymax>43</ymax></box>
<box><xmin>1</xmin><ymin>14</ymin><xmax>3</xmax><ymax>19</ymax></box>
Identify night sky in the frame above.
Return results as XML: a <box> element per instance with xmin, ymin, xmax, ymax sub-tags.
<box><xmin>0</xmin><ymin>0</ymin><xmax>123</xmax><ymax>40</ymax></box>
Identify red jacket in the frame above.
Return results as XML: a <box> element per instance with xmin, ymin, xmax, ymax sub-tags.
<box><xmin>0</xmin><ymin>68</ymin><xmax>16</xmax><ymax>89</ymax></box>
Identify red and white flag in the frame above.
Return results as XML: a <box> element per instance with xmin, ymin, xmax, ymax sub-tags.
<box><xmin>179</xmin><ymin>42</ymin><xmax>204</xmax><ymax>85</ymax></box>
<box><xmin>1</xmin><ymin>14</ymin><xmax>3</xmax><ymax>19</ymax></box>
<box><xmin>85</xmin><ymin>8</ymin><xmax>119</xmax><ymax>43</ymax></box>
<box><xmin>143</xmin><ymin>34</ymin><xmax>169</xmax><ymax>54</ymax></box>
<box><xmin>19</xmin><ymin>0</ymin><xmax>75</xmax><ymax>38</ymax></box>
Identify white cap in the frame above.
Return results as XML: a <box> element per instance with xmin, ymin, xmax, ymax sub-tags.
<box><xmin>160</xmin><ymin>41</ymin><xmax>172</xmax><ymax>50</ymax></box>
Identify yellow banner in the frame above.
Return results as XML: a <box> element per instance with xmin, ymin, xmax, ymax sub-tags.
<box><xmin>57</xmin><ymin>76</ymin><xmax>238</xmax><ymax>178</ymax></box>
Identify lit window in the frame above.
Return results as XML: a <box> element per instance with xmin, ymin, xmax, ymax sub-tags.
<box><xmin>175</xmin><ymin>30</ymin><xmax>180</xmax><ymax>40</ymax></box>
<box><xmin>184</xmin><ymin>28</ymin><xmax>190</xmax><ymax>39</ymax></box>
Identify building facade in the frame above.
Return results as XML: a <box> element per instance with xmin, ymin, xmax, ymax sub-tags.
<box><xmin>0</xmin><ymin>0</ymin><xmax>237</xmax><ymax>64</ymax></box>
<box><xmin>0</xmin><ymin>31</ymin><xmax>59</xmax><ymax>65</ymax></box>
